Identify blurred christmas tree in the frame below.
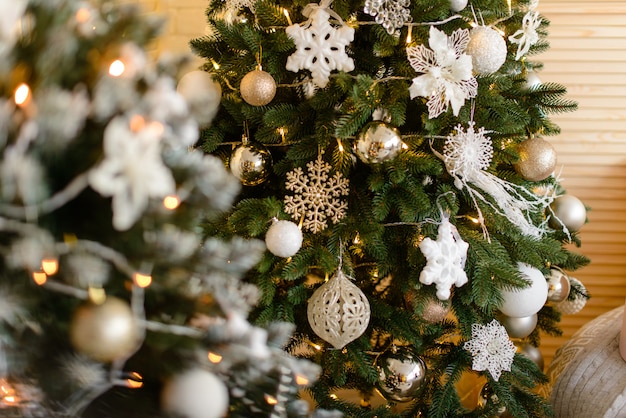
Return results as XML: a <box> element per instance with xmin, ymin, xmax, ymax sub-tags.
<box><xmin>0</xmin><ymin>0</ymin><xmax>334</xmax><ymax>417</ymax></box>
<box><xmin>190</xmin><ymin>0</ymin><xmax>592</xmax><ymax>416</ymax></box>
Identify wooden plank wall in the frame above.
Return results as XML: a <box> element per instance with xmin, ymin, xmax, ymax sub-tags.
<box><xmin>150</xmin><ymin>0</ymin><xmax>626</xmax><ymax>367</ymax></box>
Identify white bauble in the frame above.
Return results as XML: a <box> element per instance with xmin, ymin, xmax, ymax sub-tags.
<box><xmin>161</xmin><ymin>369</ymin><xmax>229</xmax><ymax>418</ymax></box>
<box><xmin>449</xmin><ymin>0</ymin><xmax>468</xmax><ymax>12</ymax></box>
<box><xmin>466</xmin><ymin>26</ymin><xmax>507</xmax><ymax>75</ymax></box>
<box><xmin>499</xmin><ymin>262</ymin><xmax>548</xmax><ymax>318</ymax></box>
<box><xmin>265</xmin><ymin>219</ymin><xmax>303</xmax><ymax>257</ymax></box>
<box><xmin>177</xmin><ymin>70</ymin><xmax>222</xmax><ymax>127</ymax></box>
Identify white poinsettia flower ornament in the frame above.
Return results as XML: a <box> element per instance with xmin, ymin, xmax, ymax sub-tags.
<box><xmin>89</xmin><ymin>116</ymin><xmax>176</xmax><ymax>231</ymax></box>
<box><xmin>463</xmin><ymin>319</ymin><xmax>516</xmax><ymax>381</ymax></box>
<box><xmin>509</xmin><ymin>10</ymin><xmax>541</xmax><ymax>61</ymax></box>
<box><xmin>407</xmin><ymin>26</ymin><xmax>477</xmax><ymax>119</ymax></box>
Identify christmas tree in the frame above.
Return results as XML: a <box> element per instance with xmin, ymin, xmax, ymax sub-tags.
<box><xmin>190</xmin><ymin>0</ymin><xmax>591</xmax><ymax>416</ymax></box>
<box><xmin>0</xmin><ymin>0</ymin><xmax>333</xmax><ymax>417</ymax></box>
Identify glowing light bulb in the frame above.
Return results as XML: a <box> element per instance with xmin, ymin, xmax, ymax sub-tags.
<box><xmin>32</xmin><ymin>271</ymin><xmax>47</xmax><ymax>286</ymax></box>
<box><xmin>265</xmin><ymin>394</ymin><xmax>278</xmax><ymax>405</ymax></box>
<box><xmin>208</xmin><ymin>352</ymin><xmax>223</xmax><ymax>364</ymax></box>
<box><xmin>75</xmin><ymin>7</ymin><xmax>91</xmax><ymax>23</ymax></box>
<box><xmin>283</xmin><ymin>8</ymin><xmax>292</xmax><ymax>25</ymax></box>
<box><xmin>109</xmin><ymin>59</ymin><xmax>125</xmax><ymax>77</ymax></box>
<box><xmin>295</xmin><ymin>374</ymin><xmax>309</xmax><ymax>385</ymax></box>
<box><xmin>126</xmin><ymin>372</ymin><xmax>143</xmax><ymax>388</ymax></box>
<box><xmin>14</xmin><ymin>83</ymin><xmax>31</xmax><ymax>107</ymax></box>
<box><xmin>134</xmin><ymin>272</ymin><xmax>152</xmax><ymax>288</ymax></box>
<box><xmin>406</xmin><ymin>26</ymin><xmax>412</xmax><ymax>44</ymax></box>
<box><xmin>163</xmin><ymin>195</ymin><xmax>180</xmax><ymax>210</ymax></box>
<box><xmin>41</xmin><ymin>258</ymin><xmax>58</xmax><ymax>275</ymax></box>
<box><xmin>129</xmin><ymin>115</ymin><xmax>145</xmax><ymax>132</ymax></box>
<box><xmin>210</xmin><ymin>59</ymin><xmax>220</xmax><ymax>70</ymax></box>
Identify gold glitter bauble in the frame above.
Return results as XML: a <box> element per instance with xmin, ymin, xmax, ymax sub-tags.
<box><xmin>514</xmin><ymin>137</ymin><xmax>557</xmax><ymax>181</ymax></box>
<box><xmin>69</xmin><ymin>296</ymin><xmax>139</xmax><ymax>362</ymax></box>
<box><xmin>240</xmin><ymin>68</ymin><xmax>276</xmax><ymax>106</ymax></box>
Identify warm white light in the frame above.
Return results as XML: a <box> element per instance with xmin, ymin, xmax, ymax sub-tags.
<box><xmin>32</xmin><ymin>272</ymin><xmax>47</xmax><ymax>286</ymax></box>
<box><xmin>283</xmin><ymin>8</ymin><xmax>292</xmax><ymax>25</ymax></box>
<box><xmin>41</xmin><ymin>258</ymin><xmax>59</xmax><ymax>275</ymax></box>
<box><xmin>406</xmin><ymin>26</ymin><xmax>412</xmax><ymax>44</ymax></box>
<box><xmin>134</xmin><ymin>272</ymin><xmax>152</xmax><ymax>288</ymax></box>
<box><xmin>14</xmin><ymin>83</ymin><xmax>31</xmax><ymax>106</ymax></box>
<box><xmin>208</xmin><ymin>352</ymin><xmax>223</xmax><ymax>364</ymax></box>
<box><xmin>163</xmin><ymin>195</ymin><xmax>181</xmax><ymax>210</ymax></box>
<box><xmin>126</xmin><ymin>372</ymin><xmax>143</xmax><ymax>389</ymax></box>
<box><xmin>75</xmin><ymin>7</ymin><xmax>91</xmax><ymax>23</ymax></box>
<box><xmin>295</xmin><ymin>374</ymin><xmax>309</xmax><ymax>385</ymax></box>
<box><xmin>265</xmin><ymin>394</ymin><xmax>278</xmax><ymax>405</ymax></box>
<box><xmin>109</xmin><ymin>59</ymin><xmax>125</xmax><ymax>77</ymax></box>
<box><xmin>129</xmin><ymin>115</ymin><xmax>145</xmax><ymax>132</ymax></box>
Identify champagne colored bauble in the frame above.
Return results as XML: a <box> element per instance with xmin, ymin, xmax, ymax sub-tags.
<box><xmin>422</xmin><ymin>298</ymin><xmax>451</xmax><ymax>323</ymax></box>
<box><xmin>547</xmin><ymin>268</ymin><xmax>571</xmax><ymax>303</ymax></box>
<box><xmin>230</xmin><ymin>141</ymin><xmax>272</xmax><ymax>186</ymax></box>
<box><xmin>354</xmin><ymin>121</ymin><xmax>403</xmax><ymax>164</ymax></box>
<box><xmin>548</xmin><ymin>194</ymin><xmax>587</xmax><ymax>232</ymax></box>
<box><xmin>176</xmin><ymin>70</ymin><xmax>222</xmax><ymax>126</ymax></box>
<box><xmin>466</xmin><ymin>26</ymin><xmax>507</xmax><ymax>75</ymax></box>
<box><xmin>514</xmin><ymin>137</ymin><xmax>557</xmax><ymax>182</ymax></box>
<box><xmin>69</xmin><ymin>296</ymin><xmax>138</xmax><ymax>362</ymax></box>
<box><xmin>556</xmin><ymin>277</ymin><xmax>587</xmax><ymax>315</ymax></box>
<box><xmin>307</xmin><ymin>270</ymin><xmax>370</xmax><ymax>349</ymax></box>
<box><xmin>449</xmin><ymin>0</ymin><xmax>468</xmax><ymax>12</ymax></box>
<box><xmin>161</xmin><ymin>369</ymin><xmax>229</xmax><ymax>418</ymax></box>
<box><xmin>376</xmin><ymin>348</ymin><xmax>427</xmax><ymax>402</ymax></box>
<box><xmin>499</xmin><ymin>262</ymin><xmax>548</xmax><ymax>318</ymax></box>
<box><xmin>500</xmin><ymin>313</ymin><xmax>537</xmax><ymax>339</ymax></box>
<box><xmin>265</xmin><ymin>219</ymin><xmax>303</xmax><ymax>258</ymax></box>
<box><xmin>517</xmin><ymin>342</ymin><xmax>544</xmax><ymax>371</ymax></box>
<box><xmin>240</xmin><ymin>68</ymin><xmax>276</xmax><ymax>106</ymax></box>
<box><xmin>478</xmin><ymin>384</ymin><xmax>511</xmax><ymax>417</ymax></box>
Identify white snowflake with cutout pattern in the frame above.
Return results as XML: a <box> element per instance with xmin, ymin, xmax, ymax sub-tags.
<box><xmin>463</xmin><ymin>319</ymin><xmax>516</xmax><ymax>381</ymax></box>
<box><xmin>284</xmin><ymin>154</ymin><xmax>349</xmax><ymax>233</ymax></box>
<box><xmin>285</xmin><ymin>5</ymin><xmax>355</xmax><ymax>89</ymax></box>
<box><xmin>419</xmin><ymin>216</ymin><xmax>469</xmax><ymax>300</ymax></box>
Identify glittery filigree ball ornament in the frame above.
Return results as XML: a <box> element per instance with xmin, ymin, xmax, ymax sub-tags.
<box><xmin>69</xmin><ymin>297</ymin><xmax>138</xmax><ymax>362</ymax></box>
<box><xmin>449</xmin><ymin>0</ymin><xmax>468</xmax><ymax>12</ymax></box>
<box><xmin>354</xmin><ymin>121</ymin><xmax>403</xmax><ymax>164</ymax></box>
<box><xmin>161</xmin><ymin>369</ymin><xmax>229</xmax><ymax>418</ymax></box>
<box><xmin>230</xmin><ymin>141</ymin><xmax>272</xmax><ymax>186</ymax></box>
<box><xmin>499</xmin><ymin>262</ymin><xmax>548</xmax><ymax>318</ymax></box>
<box><xmin>307</xmin><ymin>270</ymin><xmax>370</xmax><ymax>349</ymax></box>
<box><xmin>422</xmin><ymin>298</ymin><xmax>451</xmax><ymax>323</ymax></box>
<box><xmin>548</xmin><ymin>194</ymin><xmax>587</xmax><ymax>232</ymax></box>
<box><xmin>517</xmin><ymin>342</ymin><xmax>544</xmax><ymax>371</ymax></box>
<box><xmin>240</xmin><ymin>67</ymin><xmax>276</xmax><ymax>106</ymax></box>
<box><xmin>514</xmin><ymin>137</ymin><xmax>557</xmax><ymax>182</ymax></box>
<box><xmin>376</xmin><ymin>348</ymin><xmax>427</xmax><ymax>402</ymax></box>
<box><xmin>556</xmin><ymin>277</ymin><xmax>587</xmax><ymax>315</ymax></box>
<box><xmin>465</xmin><ymin>26</ymin><xmax>507</xmax><ymax>75</ymax></box>
<box><xmin>500</xmin><ymin>313</ymin><xmax>537</xmax><ymax>339</ymax></box>
<box><xmin>176</xmin><ymin>70</ymin><xmax>222</xmax><ymax>127</ymax></box>
<box><xmin>265</xmin><ymin>219</ymin><xmax>303</xmax><ymax>258</ymax></box>
<box><xmin>547</xmin><ymin>267</ymin><xmax>571</xmax><ymax>303</ymax></box>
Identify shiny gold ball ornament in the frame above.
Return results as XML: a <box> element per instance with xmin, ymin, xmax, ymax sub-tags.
<box><xmin>240</xmin><ymin>67</ymin><xmax>276</xmax><ymax>106</ymax></box>
<box><xmin>422</xmin><ymin>298</ymin><xmax>451</xmax><ymax>323</ymax></box>
<box><xmin>547</xmin><ymin>267</ymin><xmax>572</xmax><ymax>303</ymax></box>
<box><xmin>548</xmin><ymin>194</ymin><xmax>587</xmax><ymax>232</ymax></box>
<box><xmin>376</xmin><ymin>347</ymin><xmax>427</xmax><ymax>402</ymax></box>
<box><xmin>354</xmin><ymin>121</ymin><xmax>403</xmax><ymax>164</ymax></box>
<box><xmin>514</xmin><ymin>137</ymin><xmax>557</xmax><ymax>181</ymax></box>
<box><xmin>229</xmin><ymin>140</ymin><xmax>272</xmax><ymax>186</ymax></box>
<box><xmin>466</xmin><ymin>26</ymin><xmax>507</xmax><ymax>75</ymax></box>
<box><xmin>69</xmin><ymin>296</ymin><xmax>139</xmax><ymax>362</ymax></box>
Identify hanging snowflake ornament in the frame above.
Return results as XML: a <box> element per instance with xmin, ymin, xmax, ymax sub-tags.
<box><xmin>406</xmin><ymin>26</ymin><xmax>477</xmax><ymax>119</ymax></box>
<box><xmin>463</xmin><ymin>319</ymin><xmax>516</xmax><ymax>381</ymax></box>
<box><xmin>419</xmin><ymin>216</ymin><xmax>469</xmax><ymax>300</ymax></box>
<box><xmin>509</xmin><ymin>10</ymin><xmax>541</xmax><ymax>61</ymax></box>
<box><xmin>284</xmin><ymin>154</ymin><xmax>349</xmax><ymax>233</ymax></box>
<box><xmin>364</xmin><ymin>0</ymin><xmax>412</xmax><ymax>37</ymax></box>
<box><xmin>307</xmin><ymin>269</ymin><xmax>370</xmax><ymax>349</ymax></box>
<box><xmin>285</xmin><ymin>0</ymin><xmax>355</xmax><ymax>89</ymax></box>
<box><xmin>439</xmin><ymin>122</ymin><xmax>553</xmax><ymax>238</ymax></box>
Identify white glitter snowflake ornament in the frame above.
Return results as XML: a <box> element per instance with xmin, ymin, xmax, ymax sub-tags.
<box><xmin>419</xmin><ymin>216</ymin><xmax>469</xmax><ymax>300</ymax></box>
<box><xmin>285</xmin><ymin>0</ymin><xmax>355</xmax><ymax>89</ymax></box>
<box><xmin>509</xmin><ymin>10</ymin><xmax>541</xmax><ymax>61</ymax></box>
<box><xmin>463</xmin><ymin>319</ymin><xmax>516</xmax><ymax>381</ymax></box>
<box><xmin>364</xmin><ymin>0</ymin><xmax>412</xmax><ymax>37</ymax></box>
<box><xmin>284</xmin><ymin>154</ymin><xmax>349</xmax><ymax>233</ymax></box>
<box><xmin>407</xmin><ymin>26</ymin><xmax>477</xmax><ymax>119</ymax></box>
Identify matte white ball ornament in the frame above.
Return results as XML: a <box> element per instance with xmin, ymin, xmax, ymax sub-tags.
<box><xmin>466</xmin><ymin>26</ymin><xmax>507</xmax><ymax>75</ymax></box>
<box><xmin>265</xmin><ymin>218</ymin><xmax>303</xmax><ymax>258</ymax></box>
<box><xmin>176</xmin><ymin>70</ymin><xmax>222</xmax><ymax>127</ymax></box>
<box><xmin>499</xmin><ymin>262</ymin><xmax>548</xmax><ymax>318</ymax></box>
<box><xmin>449</xmin><ymin>0</ymin><xmax>468</xmax><ymax>12</ymax></box>
<box><xmin>161</xmin><ymin>369</ymin><xmax>229</xmax><ymax>418</ymax></box>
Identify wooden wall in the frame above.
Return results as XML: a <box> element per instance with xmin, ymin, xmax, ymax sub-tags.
<box><xmin>148</xmin><ymin>0</ymin><xmax>626</xmax><ymax>367</ymax></box>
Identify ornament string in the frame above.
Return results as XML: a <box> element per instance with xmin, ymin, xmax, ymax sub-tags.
<box><xmin>301</xmin><ymin>0</ymin><xmax>344</xmax><ymax>26</ymax></box>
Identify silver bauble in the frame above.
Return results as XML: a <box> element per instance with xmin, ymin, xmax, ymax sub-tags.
<box><xmin>514</xmin><ymin>137</ymin><xmax>557</xmax><ymax>182</ymax></box>
<box><xmin>547</xmin><ymin>268</ymin><xmax>571</xmax><ymax>303</ymax></box>
<box><xmin>517</xmin><ymin>342</ymin><xmax>544</xmax><ymax>371</ymax></box>
<box><xmin>466</xmin><ymin>26</ymin><xmax>507</xmax><ymax>75</ymax></box>
<box><xmin>230</xmin><ymin>141</ymin><xmax>272</xmax><ymax>186</ymax></box>
<box><xmin>548</xmin><ymin>195</ymin><xmax>587</xmax><ymax>232</ymax></box>
<box><xmin>240</xmin><ymin>68</ymin><xmax>276</xmax><ymax>106</ymax></box>
<box><xmin>478</xmin><ymin>384</ymin><xmax>512</xmax><ymax>417</ymax></box>
<box><xmin>376</xmin><ymin>348</ymin><xmax>427</xmax><ymax>402</ymax></box>
<box><xmin>449</xmin><ymin>0</ymin><xmax>468</xmax><ymax>12</ymax></box>
<box><xmin>500</xmin><ymin>313</ymin><xmax>537</xmax><ymax>339</ymax></box>
<box><xmin>355</xmin><ymin>121</ymin><xmax>403</xmax><ymax>164</ymax></box>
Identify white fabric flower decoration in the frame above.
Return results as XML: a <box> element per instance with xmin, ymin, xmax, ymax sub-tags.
<box><xmin>463</xmin><ymin>319</ymin><xmax>516</xmax><ymax>381</ymax></box>
<box><xmin>89</xmin><ymin>116</ymin><xmax>176</xmax><ymax>231</ymax></box>
<box><xmin>407</xmin><ymin>26</ymin><xmax>477</xmax><ymax>119</ymax></box>
<box><xmin>509</xmin><ymin>10</ymin><xmax>541</xmax><ymax>61</ymax></box>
